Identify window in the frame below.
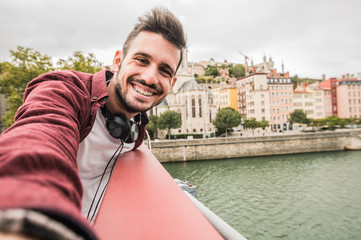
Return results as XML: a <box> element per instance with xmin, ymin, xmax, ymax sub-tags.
<box><xmin>185</xmin><ymin>99</ymin><xmax>188</xmax><ymax>118</ymax></box>
<box><xmin>199</xmin><ymin>97</ymin><xmax>202</xmax><ymax>117</ymax></box>
<box><xmin>192</xmin><ymin>97</ymin><xmax>196</xmax><ymax>118</ymax></box>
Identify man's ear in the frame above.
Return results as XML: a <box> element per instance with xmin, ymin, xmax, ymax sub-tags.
<box><xmin>171</xmin><ymin>77</ymin><xmax>177</xmax><ymax>88</ymax></box>
<box><xmin>112</xmin><ymin>50</ymin><xmax>123</xmax><ymax>72</ymax></box>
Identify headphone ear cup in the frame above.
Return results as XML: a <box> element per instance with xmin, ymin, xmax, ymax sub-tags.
<box><xmin>106</xmin><ymin>115</ymin><xmax>131</xmax><ymax>140</ymax></box>
<box><xmin>129</xmin><ymin>123</ymin><xmax>140</xmax><ymax>142</ymax></box>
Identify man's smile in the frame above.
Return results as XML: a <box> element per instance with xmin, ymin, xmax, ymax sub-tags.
<box><xmin>134</xmin><ymin>85</ymin><xmax>154</xmax><ymax>96</ymax></box>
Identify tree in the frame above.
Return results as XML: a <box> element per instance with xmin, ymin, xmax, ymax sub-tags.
<box><xmin>0</xmin><ymin>47</ymin><xmax>105</xmax><ymax>129</ymax></box>
<box><xmin>324</xmin><ymin>115</ymin><xmax>346</xmax><ymax>129</ymax></box>
<box><xmin>259</xmin><ymin>119</ymin><xmax>270</xmax><ymax>130</ymax></box>
<box><xmin>57</xmin><ymin>51</ymin><xmax>103</xmax><ymax>73</ymax></box>
<box><xmin>157</xmin><ymin>110</ymin><xmax>181</xmax><ymax>139</ymax></box>
<box><xmin>243</xmin><ymin>118</ymin><xmax>260</xmax><ymax>135</ymax></box>
<box><xmin>212</xmin><ymin>107</ymin><xmax>242</xmax><ymax>137</ymax></box>
<box><xmin>229</xmin><ymin>64</ymin><xmax>245</xmax><ymax>78</ymax></box>
<box><xmin>204</xmin><ymin>65</ymin><xmax>219</xmax><ymax>77</ymax></box>
<box><xmin>146</xmin><ymin>115</ymin><xmax>159</xmax><ymax>139</ymax></box>
<box><xmin>0</xmin><ymin>46</ymin><xmax>54</xmax><ymax>127</ymax></box>
<box><xmin>288</xmin><ymin>109</ymin><xmax>310</xmax><ymax>125</ymax></box>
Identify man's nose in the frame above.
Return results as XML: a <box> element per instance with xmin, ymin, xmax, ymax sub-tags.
<box><xmin>141</xmin><ymin>65</ymin><xmax>158</xmax><ymax>85</ymax></box>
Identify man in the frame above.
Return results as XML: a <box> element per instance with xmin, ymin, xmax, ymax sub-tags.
<box><xmin>0</xmin><ymin>7</ymin><xmax>186</xmax><ymax>240</ymax></box>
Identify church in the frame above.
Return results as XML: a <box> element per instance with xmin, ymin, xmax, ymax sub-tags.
<box><xmin>148</xmin><ymin>49</ymin><xmax>218</xmax><ymax>138</ymax></box>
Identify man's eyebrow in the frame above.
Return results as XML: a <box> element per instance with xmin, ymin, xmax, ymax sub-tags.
<box><xmin>135</xmin><ymin>52</ymin><xmax>175</xmax><ymax>76</ymax></box>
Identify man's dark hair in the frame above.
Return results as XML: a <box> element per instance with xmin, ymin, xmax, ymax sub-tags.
<box><xmin>122</xmin><ymin>7</ymin><xmax>187</xmax><ymax>73</ymax></box>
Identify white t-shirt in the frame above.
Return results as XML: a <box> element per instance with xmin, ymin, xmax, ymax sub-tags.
<box><xmin>77</xmin><ymin>109</ymin><xmax>135</xmax><ymax>221</ymax></box>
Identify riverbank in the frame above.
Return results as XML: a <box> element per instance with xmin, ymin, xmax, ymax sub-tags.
<box><xmin>148</xmin><ymin>129</ymin><xmax>361</xmax><ymax>162</ymax></box>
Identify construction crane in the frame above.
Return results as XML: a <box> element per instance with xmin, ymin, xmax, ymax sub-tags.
<box><xmin>238</xmin><ymin>51</ymin><xmax>249</xmax><ymax>76</ymax></box>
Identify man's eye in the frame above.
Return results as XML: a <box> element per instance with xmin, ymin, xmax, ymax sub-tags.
<box><xmin>161</xmin><ymin>68</ymin><xmax>172</xmax><ymax>78</ymax></box>
<box><xmin>136</xmin><ymin>58</ymin><xmax>147</xmax><ymax>64</ymax></box>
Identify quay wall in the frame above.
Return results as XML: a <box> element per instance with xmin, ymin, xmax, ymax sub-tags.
<box><xmin>149</xmin><ymin>130</ymin><xmax>361</xmax><ymax>162</ymax></box>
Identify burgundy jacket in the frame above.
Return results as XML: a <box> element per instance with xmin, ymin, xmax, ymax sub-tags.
<box><xmin>0</xmin><ymin>70</ymin><xmax>147</xmax><ymax>239</ymax></box>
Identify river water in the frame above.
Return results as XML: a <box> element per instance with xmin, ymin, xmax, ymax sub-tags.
<box><xmin>162</xmin><ymin>151</ymin><xmax>361</xmax><ymax>240</ymax></box>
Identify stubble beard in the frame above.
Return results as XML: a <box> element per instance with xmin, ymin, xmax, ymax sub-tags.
<box><xmin>114</xmin><ymin>82</ymin><xmax>149</xmax><ymax>113</ymax></box>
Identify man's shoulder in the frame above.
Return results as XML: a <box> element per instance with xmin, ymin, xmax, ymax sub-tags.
<box><xmin>37</xmin><ymin>70</ymin><xmax>94</xmax><ymax>81</ymax></box>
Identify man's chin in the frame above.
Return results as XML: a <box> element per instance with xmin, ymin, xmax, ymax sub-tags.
<box><xmin>124</xmin><ymin>101</ymin><xmax>154</xmax><ymax>113</ymax></box>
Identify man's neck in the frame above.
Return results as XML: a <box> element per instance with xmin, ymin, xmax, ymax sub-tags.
<box><xmin>106</xmin><ymin>81</ymin><xmax>139</xmax><ymax>120</ymax></box>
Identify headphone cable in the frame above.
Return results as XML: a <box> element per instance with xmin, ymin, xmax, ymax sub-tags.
<box><xmin>87</xmin><ymin>140</ymin><xmax>124</xmax><ymax>222</ymax></box>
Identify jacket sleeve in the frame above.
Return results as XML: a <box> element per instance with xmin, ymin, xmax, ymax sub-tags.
<box><xmin>0</xmin><ymin>71</ymin><xmax>98</xmax><ymax>239</ymax></box>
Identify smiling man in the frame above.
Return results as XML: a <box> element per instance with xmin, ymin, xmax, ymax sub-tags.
<box><xmin>108</xmin><ymin>31</ymin><xmax>180</xmax><ymax>117</ymax></box>
<box><xmin>0</xmin><ymin>7</ymin><xmax>186</xmax><ymax>240</ymax></box>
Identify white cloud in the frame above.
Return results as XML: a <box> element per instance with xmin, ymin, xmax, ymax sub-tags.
<box><xmin>1</xmin><ymin>0</ymin><xmax>360</xmax><ymax>79</ymax></box>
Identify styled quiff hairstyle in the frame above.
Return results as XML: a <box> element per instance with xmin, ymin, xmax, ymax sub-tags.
<box><xmin>122</xmin><ymin>7</ymin><xmax>187</xmax><ymax>73</ymax></box>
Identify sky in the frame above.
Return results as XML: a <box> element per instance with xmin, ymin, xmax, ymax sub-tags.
<box><xmin>0</xmin><ymin>0</ymin><xmax>360</xmax><ymax>79</ymax></box>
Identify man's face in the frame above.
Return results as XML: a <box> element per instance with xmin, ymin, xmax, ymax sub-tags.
<box><xmin>112</xmin><ymin>31</ymin><xmax>180</xmax><ymax>114</ymax></box>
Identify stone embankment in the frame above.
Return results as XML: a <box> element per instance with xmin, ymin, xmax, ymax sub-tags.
<box><xmin>148</xmin><ymin>129</ymin><xmax>361</xmax><ymax>162</ymax></box>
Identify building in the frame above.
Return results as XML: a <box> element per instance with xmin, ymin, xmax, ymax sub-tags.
<box><xmin>250</xmin><ymin>55</ymin><xmax>275</xmax><ymax>73</ymax></box>
<box><xmin>319</xmin><ymin>78</ymin><xmax>338</xmax><ymax>116</ymax></box>
<box><xmin>188</xmin><ymin>62</ymin><xmax>205</xmax><ymax>76</ymax></box>
<box><xmin>268</xmin><ymin>77</ymin><xmax>294</xmax><ymax>131</ymax></box>
<box><xmin>237</xmin><ymin>72</ymin><xmax>271</xmax><ymax>123</ymax></box>
<box><xmin>336</xmin><ymin>80</ymin><xmax>361</xmax><ymax>118</ymax></box>
<box><xmin>293</xmin><ymin>81</ymin><xmax>332</xmax><ymax>120</ymax></box>
<box><xmin>210</xmin><ymin>85</ymin><xmax>238</xmax><ymax>111</ymax></box>
<box><xmin>237</xmin><ymin>60</ymin><xmax>294</xmax><ymax>132</ymax></box>
<box><xmin>308</xmin><ymin>82</ymin><xmax>332</xmax><ymax>119</ymax></box>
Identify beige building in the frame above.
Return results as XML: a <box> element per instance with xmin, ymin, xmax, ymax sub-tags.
<box><xmin>251</xmin><ymin>55</ymin><xmax>275</xmax><ymax>73</ymax></box>
<box><xmin>188</xmin><ymin>63</ymin><xmax>205</xmax><ymax>76</ymax></box>
<box><xmin>237</xmin><ymin>73</ymin><xmax>271</xmax><ymax>123</ymax></box>
<box><xmin>294</xmin><ymin>82</ymin><xmax>332</xmax><ymax>119</ymax></box>
<box><xmin>308</xmin><ymin>82</ymin><xmax>332</xmax><ymax>119</ymax></box>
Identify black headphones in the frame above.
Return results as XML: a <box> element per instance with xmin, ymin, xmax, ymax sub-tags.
<box><xmin>101</xmin><ymin>104</ymin><xmax>140</xmax><ymax>143</ymax></box>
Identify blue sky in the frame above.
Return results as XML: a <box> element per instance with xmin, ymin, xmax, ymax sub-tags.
<box><xmin>1</xmin><ymin>0</ymin><xmax>360</xmax><ymax>79</ymax></box>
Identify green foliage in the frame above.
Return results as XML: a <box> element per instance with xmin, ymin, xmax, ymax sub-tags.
<box><xmin>204</xmin><ymin>65</ymin><xmax>219</xmax><ymax>77</ymax></box>
<box><xmin>57</xmin><ymin>51</ymin><xmax>103</xmax><ymax>73</ymax></box>
<box><xmin>146</xmin><ymin>115</ymin><xmax>159</xmax><ymax>139</ymax></box>
<box><xmin>291</xmin><ymin>75</ymin><xmax>321</xmax><ymax>89</ymax></box>
<box><xmin>229</xmin><ymin>64</ymin><xmax>245</xmax><ymax>78</ymax></box>
<box><xmin>212</xmin><ymin>107</ymin><xmax>242</xmax><ymax>137</ymax></box>
<box><xmin>243</xmin><ymin>118</ymin><xmax>260</xmax><ymax>131</ymax></box>
<box><xmin>0</xmin><ymin>46</ymin><xmax>104</xmax><ymax>129</ymax></box>
<box><xmin>289</xmin><ymin>109</ymin><xmax>310</xmax><ymax>124</ymax></box>
<box><xmin>313</xmin><ymin>116</ymin><xmax>346</xmax><ymax>129</ymax></box>
<box><xmin>157</xmin><ymin>110</ymin><xmax>181</xmax><ymax>140</ymax></box>
<box><xmin>0</xmin><ymin>46</ymin><xmax>54</xmax><ymax>127</ymax></box>
<box><xmin>195</xmin><ymin>76</ymin><xmax>214</xmax><ymax>84</ymax></box>
<box><xmin>258</xmin><ymin>119</ymin><xmax>270</xmax><ymax>130</ymax></box>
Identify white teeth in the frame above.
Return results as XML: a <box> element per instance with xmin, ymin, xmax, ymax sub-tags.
<box><xmin>135</xmin><ymin>86</ymin><xmax>153</xmax><ymax>96</ymax></box>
